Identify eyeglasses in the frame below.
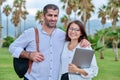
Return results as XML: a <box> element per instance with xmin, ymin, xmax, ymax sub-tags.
<box><xmin>68</xmin><ymin>27</ymin><xmax>80</xmax><ymax>32</ymax></box>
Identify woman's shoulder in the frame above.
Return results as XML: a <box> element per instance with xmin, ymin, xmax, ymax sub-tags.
<box><xmin>63</xmin><ymin>42</ymin><xmax>69</xmax><ymax>49</ymax></box>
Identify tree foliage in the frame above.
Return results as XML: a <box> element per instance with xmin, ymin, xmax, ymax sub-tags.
<box><xmin>2</xmin><ymin>36</ymin><xmax>14</xmax><ymax>47</ymax></box>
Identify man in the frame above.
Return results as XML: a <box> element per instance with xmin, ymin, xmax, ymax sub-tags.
<box><xmin>9</xmin><ymin>4</ymin><xmax>90</xmax><ymax>80</ymax></box>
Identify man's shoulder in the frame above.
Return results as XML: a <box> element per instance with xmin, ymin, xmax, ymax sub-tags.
<box><xmin>56</xmin><ymin>28</ymin><xmax>65</xmax><ymax>34</ymax></box>
<box><xmin>24</xmin><ymin>27</ymin><xmax>35</xmax><ymax>33</ymax></box>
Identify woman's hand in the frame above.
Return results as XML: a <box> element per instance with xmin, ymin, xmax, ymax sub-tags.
<box><xmin>68</xmin><ymin>63</ymin><xmax>88</xmax><ymax>76</ymax></box>
<box><xmin>68</xmin><ymin>64</ymin><xmax>79</xmax><ymax>73</ymax></box>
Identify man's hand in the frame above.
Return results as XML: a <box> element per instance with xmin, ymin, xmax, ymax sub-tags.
<box><xmin>80</xmin><ymin>39</ymin><xmax>91</xmax><ymax>48</ymax></box>
<box><xmin>20</xmin><ymin>51</ymin><xmax>44</xmax><ymax>62</ymax></box>
<box><xmin>29</xmin><ymin>52</ymin><xmax>44</xmax><ymax>62</ymax></box>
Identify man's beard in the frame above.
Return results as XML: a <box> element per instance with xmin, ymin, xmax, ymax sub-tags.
<box><xmin>48</xmin><ymin>25</ymin><xmax>56</xmax><ymax>28</ymax></box>
<box><xmin>46</xmin><ymin>22</ymin><xmax>56</xmax><ymax>28</ymax></box>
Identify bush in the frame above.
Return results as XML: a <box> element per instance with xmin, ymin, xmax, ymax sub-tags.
<box><xmin>2</xmin><ymin>36</ymin><xmax>14</xmax><ymax>47</ymax></box>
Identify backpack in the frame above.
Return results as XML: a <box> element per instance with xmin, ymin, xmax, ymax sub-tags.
<box><xmin>13</xmin><ymin>28</ymin><xmax>39</xmax><ymax>78</ymax></box>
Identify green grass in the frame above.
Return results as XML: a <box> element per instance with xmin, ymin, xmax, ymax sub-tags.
<box><xmin>0</xmin><ymin>48</ymin><xmax>120</xmax><ymax>80</ymax></box>
<box><xmin>93</xmin><ymin>48</ymin><xmax>120</xmax><ymax>80</ymax></box>
<box><xmin>0</xmin><ymin>48</ymin><xmax>23</xmax><ymax>80</ymax></box>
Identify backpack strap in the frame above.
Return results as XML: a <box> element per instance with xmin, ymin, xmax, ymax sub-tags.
<box><xmin>34</xmin><ymin>28</ymin><xmax>40</xmax><ymax>52</ymax></box>
<box><xmin>28</xmin><ymin>27</ymin><xmax>39</xmax><ymax>74</ymax></box>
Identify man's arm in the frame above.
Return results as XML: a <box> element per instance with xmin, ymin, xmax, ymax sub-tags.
<box><xmin>80</xmin><ymin>39</ymin><xmax>91</xmax><ymax>47</ymax></box>
<box><xmin>20</xmin><ymin>51</ymin><xmax>44</xmax><ymax>62</ymax></box>
<box><xmin>20</xmin><ymin>50</ymin><xmax>30</xmax><ymax>59</ymax></box>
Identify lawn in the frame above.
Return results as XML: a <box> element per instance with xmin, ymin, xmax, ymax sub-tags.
<box><xmin>0</xmin><ymin>48</ymin><xmax>120</xmax><ymax>80</ymax></box>
<box><xmin>0</xmin><ymin>48</ymin><xmax>23</xmax><ymax>80</ymax></box>
<box><xmin>93</xmin><ymin>48</ymin><xmax>120</xmax><ymax>80</ymax></box>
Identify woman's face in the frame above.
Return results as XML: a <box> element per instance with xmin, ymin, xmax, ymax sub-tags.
<box><xmin>68</xmin><ymin>23</ymin><xmax>81</xmax><ymax>40</ymax></box>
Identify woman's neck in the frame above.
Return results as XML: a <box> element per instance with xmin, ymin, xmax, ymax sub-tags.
<box><xmin>68</xmin><ymin>40</ymin><xmax>78</xmax><ymax>51</ymax></box>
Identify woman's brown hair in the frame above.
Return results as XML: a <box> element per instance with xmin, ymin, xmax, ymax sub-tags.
<box><xmin>65</xmin><ymin>20</ymin><xmax>88</xmax><ymax>42</ymax></box>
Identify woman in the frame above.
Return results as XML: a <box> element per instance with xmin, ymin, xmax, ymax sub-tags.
<box><xmin>59</xmin><ymin>20</ymin><xmax>98</xmax><ymax>80</ymax></box>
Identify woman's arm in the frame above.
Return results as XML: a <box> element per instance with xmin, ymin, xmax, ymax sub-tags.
<box><xmin>69</xmin><ymin>64</ymin><xmax>88</xmax><ymax>76</ymax></box>
<box><xmin>69</xmin><ymin>44</ymin><xmax>98</xmax><ymax>78</ymax></box>
<box><xmin>69</xmin><ymin>54</ymin><xmax>98</xmax><ymax>78</ymax></box>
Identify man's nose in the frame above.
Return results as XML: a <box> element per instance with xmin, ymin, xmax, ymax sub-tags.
<box><xmin>51</xmin><ymin>16</ymin><xmax>56</xmax><ymax>20</ymax></box>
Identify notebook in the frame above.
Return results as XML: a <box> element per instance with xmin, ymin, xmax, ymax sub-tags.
<box><xmin>72</xmin><ymin>48</ymin><xmax>94</xmax><ymax>68</ymax></box>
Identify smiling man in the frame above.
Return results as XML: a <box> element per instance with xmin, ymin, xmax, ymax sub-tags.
<box><xmin>9</xmin><ymin>4</ymin><xmax>65</xmax><ymax>80</ymax></box>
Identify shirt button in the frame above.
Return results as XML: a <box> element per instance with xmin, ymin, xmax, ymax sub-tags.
<box><xmin>49</xmin><ymin>75</ymin><xmax>51</xmax><ymax>77</ymax></box>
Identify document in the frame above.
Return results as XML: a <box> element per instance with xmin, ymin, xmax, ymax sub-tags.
<box><xmin>72</xmin><ymin>48</ymin><xmax>94</xmax><ymax>68</ymax></box>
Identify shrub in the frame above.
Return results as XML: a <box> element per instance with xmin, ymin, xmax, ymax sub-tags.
<box><xmin>2</xmin><ymin>36</ymin><xmax>14</xmax><ymax>47</ymax></box>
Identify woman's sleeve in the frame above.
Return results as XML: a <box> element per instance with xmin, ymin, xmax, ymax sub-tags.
<box><xmin>81</xmin><ymin>54</ymin><xmax>98</xmax><ymax>79</ymax></box>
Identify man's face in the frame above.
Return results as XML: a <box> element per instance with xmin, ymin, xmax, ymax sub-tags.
<box><xmin>43</xmin><ymin>9</ymin><xmax>59</xmax><ymax>28</ymax></box>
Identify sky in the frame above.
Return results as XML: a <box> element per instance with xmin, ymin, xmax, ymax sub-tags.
<box><xmin>3</xmin><ymin>0</ymin><xmax>108</xmax><ymax>20</ymax></box>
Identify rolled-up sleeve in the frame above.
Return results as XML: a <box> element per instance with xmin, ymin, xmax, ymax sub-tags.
<box><xmin>81</xmin><ymin>55</ymin><xmax>98</xmax><ymax>79</ymax></box>
<box><xmin>9</xmin><ymin>28</ymin><xmax>34</xmax><ymax>58</ymax></box>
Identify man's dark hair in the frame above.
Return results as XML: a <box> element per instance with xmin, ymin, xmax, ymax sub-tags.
<box><xmin>43</xmin><ymin>4</ymin><xmax>59</xmax><ymax>15</ymax></box>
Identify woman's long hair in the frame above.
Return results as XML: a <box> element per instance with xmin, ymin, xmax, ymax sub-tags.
<box><xmin>65</xmin><ymin>20</ymin><xmax>88</xmax><ymax>42</ymax></box>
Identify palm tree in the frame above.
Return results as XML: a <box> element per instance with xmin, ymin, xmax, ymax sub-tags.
<box><xmin>61</xmin><ymin>0</ymin><xmax>77</xmax><ymax>20</ymax></box>
<box><xmin>0</xmin><ymin>0</ymin><xmax>6</xmax><ymax>25</ymax></box>
<box><xmin>60</xmin><ymin>15</ymin><xmax>69</xmax><ymax>29</ymax></box>
<box><xmin>107</xmin><ymin>0</ymin><xmax>120</xmax><ymax>30</ymax></box>
<box><xmin>106</xmin><ymin>0</ymin><xmax>120</xmax><ymax>61</ymax></box>
<box><xmin>35</xmin><ymin>10</ymin><xmax>43</xmax><ymax>25</ymax></box>
<box><xmin>98</xmin><ymin>5</ymin><xmax>107</xmax><ymax>59</ymax></box>
<box><xmin>86</xmin><ymin>2</ymin><xmax>94</xmax><ymax>35</ymax></box>
<box><xmin>3</xmin><ymin>4</ymin><xmax>12</xmax><ymax>36</ymax></box>
<box><xmin>106</xmin><ymin>27</ymin><xmax>120</xmax><ymax>61</ymax></box>
<box><xmin>60</xmin><ymin>0</ymin><xmax>94</xmax><ymax>33</ymax></box>
<box><xmin>21</xmin><ymin>10</ymin><xmax>28</xmax><ymax>31</ymax></box>
<box><xmin>78</xmin><ymin>0</ymin><xmax>89</xmax><ymax>24</ymax></box>
<box><xmin>11</xmin><ymin>9</ymin><xmax>20</xmax><ymax>38</ymax></box>
<box><xmin>0</xmin><ymin>0</ymin><xmax>6</xmax><ymax>46</ymax></box>
<box><xmin>98</xmin><ymin>5</ymin><xmax>107</xmax><ymax>29</ymax></box>
<box><xmin>78</xmin><ymin>0</ymin><xmax>94</xmax><ymax>29</ymax></box>
<box><xmin>12</xmin><ymin>0</ymin><xmax>26</xmax><ymax>36</ymax></box>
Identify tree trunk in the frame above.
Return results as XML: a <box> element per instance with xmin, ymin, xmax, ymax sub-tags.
<box><xmin>83</xmin><ymin>9</ymin><xmax>86</xmax><ymax>30</ymax></box>
<box><xmin>15</xmin><ymin>27</ymin><xmax>17</xmax><ymax>38</ymax></box>
<box><xmin>100</xmin><ymin>50</ymin><xmax>104</xmax><ymax>59</ymax></box>
<box><xmin>112</xmin><ymin>40</ymin><xmax>119</xmax><ymax>61</ymax></box>
<box><xmin>100</xmin><ymin>36</ymin><xmax>105</xmax><ymax>59</ymax></box>
<box><xmin>113</xmin><ymin>46</ymin><xmax>118</xmax><ymax>61</ymax></box>
<box><xmin>88</xmin><ymin>20</ymin><xmax>90</xmax><ymax>35</ymax></box>
<box><xmin>0</xmin><ymin>6</ymin><xmax>2</xmax><ymax>47</ymax></box>
<box><xmin>6</xmin><ymin>16</ymin><xmax>8</xmax><ymax>36</ymax></box>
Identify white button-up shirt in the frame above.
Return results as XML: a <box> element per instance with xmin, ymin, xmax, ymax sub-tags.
<box><xmin>9</xmin><ymin>25</ymin><xmax>65</xmax><ymax>80</ymax></box>
<box><xmin>59</xmin><ymin>42</ymin><xmax>98</xmax><ymax>80</ymax></box>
